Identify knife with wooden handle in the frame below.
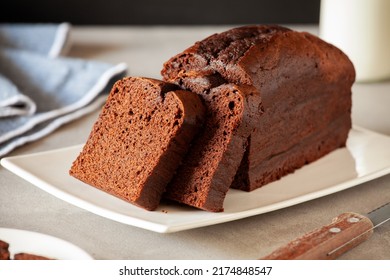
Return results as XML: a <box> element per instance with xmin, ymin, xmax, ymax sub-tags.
<box><xmin>261</xmin><ymin>202</ymin><xmax>390</xmax><ymax>260</ymax></box>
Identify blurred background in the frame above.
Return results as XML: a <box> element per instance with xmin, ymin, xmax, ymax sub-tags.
<box><xmin>3</xmin><ymin>0</ymin><xmax>320</xmax><ymax>25</ymax></box>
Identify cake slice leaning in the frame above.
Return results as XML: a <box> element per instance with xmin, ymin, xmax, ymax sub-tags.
<box><xmin>69</xmin><ymin>77</ymin><xmax>205</xmax><ymax>210</ymax></box>
<box><xmin>164</xmin><ymin>82</ymin><xmax>262</xmax><ymax>212</ymax></box>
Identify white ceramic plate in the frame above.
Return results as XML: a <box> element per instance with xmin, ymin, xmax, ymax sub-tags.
<box><xmin>0</xmin><ymin>227</ymin><xmax>93</xmax><ymax>259</ymax></box>
<box><xmin>2</xmin><ymin>126</ymin><xmax>390</xmax><ymax>233</ymax></box>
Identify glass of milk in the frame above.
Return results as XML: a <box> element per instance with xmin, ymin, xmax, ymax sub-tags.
<box><xmin>319</xmin><ymin>0</ymin><xmax>390</xmax><ymax>82</ymax></box>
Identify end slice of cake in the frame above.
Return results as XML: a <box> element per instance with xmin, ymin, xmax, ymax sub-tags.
<box><xmin>70</xmin><ymin>77</ymin><xmax>206</xmax><ymax>210</ymax></box>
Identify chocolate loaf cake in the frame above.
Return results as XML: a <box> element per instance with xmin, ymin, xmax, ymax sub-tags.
<box><xmin>70</xmin><ymin>77</ymin><xmax>205</xmax><ymax>210</ymax></box>
<box><xmin>162</xmin><ymin>24</ymin><xmax>354</xmax><ymax>202</ymax></box>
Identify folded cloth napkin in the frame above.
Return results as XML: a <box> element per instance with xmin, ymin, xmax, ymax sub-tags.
<box><xmin>0</xmin><ymin>23</ymin><xmax>127</xmax><ymax>157</ymax></box>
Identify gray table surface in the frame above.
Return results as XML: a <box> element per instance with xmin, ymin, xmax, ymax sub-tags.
<box><xmin>1</xmin><ymin>25</ymin><xmax>389</xmax><ymax>260</ymax></box>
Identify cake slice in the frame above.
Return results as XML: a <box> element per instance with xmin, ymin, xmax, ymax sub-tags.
<box><xmin>13</xmin><ymin>253</ymin><xmax>53</xmax><ymax>260</ymax></box>
<box><xmin>162</xmin><ymin>25</ymin><xmax>354</xmax><ymax>196</ymax></box>
<box><xmin>70</xmin><ymin>77</ymin><xmax>205</xmax><ymax>210</ymax></box>
<box><xmin>164</xmin><ymin>82</ymin><xmax>262</xmax><ymax>212</ymax></box>
<box><xmin>0</xmin><ymin>240</ymin><xmax>10</xmax><ymax>260</ymax></box>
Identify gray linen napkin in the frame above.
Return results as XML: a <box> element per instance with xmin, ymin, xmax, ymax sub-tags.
<box><xmin>0</xmin><ymin>23</ymin><xmax>127</xmax><ymax>157</ymax></box>
<box><xmin>0</xmin><ymin>22</ymin><xmax>70</xmax><ymax>57</ymax></box>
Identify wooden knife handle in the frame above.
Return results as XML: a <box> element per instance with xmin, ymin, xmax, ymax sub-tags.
<box><xmin>261</xmin><ymin>212</ymin><xmax>374</xmax><ymax>260</ymax></box>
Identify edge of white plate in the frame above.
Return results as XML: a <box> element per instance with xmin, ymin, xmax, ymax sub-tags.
<box><xmin>0</xmin><ymin>227</ymin><xmax>94</xmax><ymax>260</ymax></box>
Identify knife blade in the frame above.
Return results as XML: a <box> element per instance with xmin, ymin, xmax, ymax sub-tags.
<box><xmin>261</xmin><ymin>202</ymin><xmax>390</xmax><ymax>260</ymax></box>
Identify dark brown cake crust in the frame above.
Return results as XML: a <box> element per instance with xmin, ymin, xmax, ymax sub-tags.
<box><xmin>162</xmin><ymin>25</ymin><xmax>291</xmax><ymax>89</ymax></box>
<box><xmin>162</xmin><ymin>25</ymin><xmax>355</xmax><ymax>196</ymax></box>
<box><xmin>70</xmin><ymin>77</ymin><xmax>206</xmax><ymax>210</ymax></box>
